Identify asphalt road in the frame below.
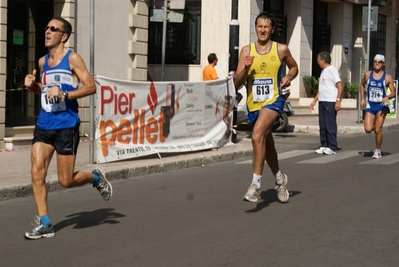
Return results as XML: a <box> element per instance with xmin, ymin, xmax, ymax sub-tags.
<box><xmin>1</xmin><ymin>130</ymin><xmax>398</xmax><ymax>267</ymax></box>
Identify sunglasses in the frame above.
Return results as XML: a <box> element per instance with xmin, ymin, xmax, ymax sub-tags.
<box><xmin>374</xmin><ymin>60</ymin><xmax>384</xmax><ymax>64</ymax></box>
<box><xmin>45</xmin><ymin>26</ymin><xmax>65</xmax><ymax>33</ymax></box>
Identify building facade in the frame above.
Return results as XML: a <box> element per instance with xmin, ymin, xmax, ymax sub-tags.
<box><xmin>0</xmin><ymin>0</ymin><xmax>398</xmax><ymax>149</ymax></box>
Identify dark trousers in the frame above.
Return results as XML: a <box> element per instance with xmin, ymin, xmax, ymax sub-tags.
<box><xmin>318</xmin><ymin>101</ymin><xmax>337</xmax><ymax>150</ymax></box>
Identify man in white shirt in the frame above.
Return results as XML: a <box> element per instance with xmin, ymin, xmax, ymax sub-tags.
<box><xmin>309</xmin><ymin>51</ymin><xmax>344</xmax><ymax>155</ymax></box>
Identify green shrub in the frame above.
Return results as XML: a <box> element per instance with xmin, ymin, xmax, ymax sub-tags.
<box><xmin>344</xmin><ymin>82</ymin><xmax>359</xmax><ymax>98</ymax></box>
<box><xmin>302</xmin><ymin>75</ymin><xmax>319</xmax><ymax>95</ymax></box>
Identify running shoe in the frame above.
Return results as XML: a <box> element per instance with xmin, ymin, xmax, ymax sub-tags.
<box><xmin>93</xmin><ymin>169</ymin><xmax>113</xmax><ymax>201</ymax></box>
<box><xmin>242</xmin><ymin>183</ymin><xmax>261</xmax><ymax>202</ymax></box>
<box><xmin>24</xmin><ymin>216</ymin><xmax>55</xmax><ymax>240</ymax></box>
<box><xmin>315</xmin><ymin>147</ymin><xmax>327</xmax><ymax>154</ymax></box>
<box><xmin>275</xmin><ymin>173</ymin><xmax>289</xmax><ymax>203</ymax></box>
<box><xmin>323</xmin><ymin>148</ymin><xmax>337</xmax><ymax>155</ymax></box>
<box><xmin>372</xmin><ymin>150</ymin><xmax>382</xmax><ymax>159</ymax></box>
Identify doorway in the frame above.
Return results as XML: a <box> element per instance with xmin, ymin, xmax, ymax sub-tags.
<box><xmin>6</xmin><ymin>0</ymin><xmax>53</xmax><ymax>126</ymax></box>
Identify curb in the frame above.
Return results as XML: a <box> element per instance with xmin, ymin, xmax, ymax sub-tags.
<box><xmin>293</xmin><ymin>123</ymin><xmax>399</xmax><ymax>134</ymax></box>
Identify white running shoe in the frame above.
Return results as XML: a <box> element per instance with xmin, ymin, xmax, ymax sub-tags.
<box><xmin>323</xmin><ymin>148</ymin><xmax>337</xmax><ymax>155</ymax></box>
<box><xmin>24</xmin><ymin>216</ymin><xmax>55</xmax><ymax>240</ymax></box>
<box><xmin>315</xmin><ymin>147</ymin><xmax>327</xmax><ymax>154</ymax></box>
<box><xmin>243</xmin><ymin>183</ymin><xmax>261</xmax><ymax>203</ymax></box>
<box><xmin>93</xmin><ymin>169</ymin><xmax>113</xmax><ymax>201</ymax></box>
<box><xmin>275</xmin><ymin>173</ymin><xmax>289</xmax><ymax>203</ymax></box>
<box><xmin>372</xmin><ymin>150</ymin><xmax>382</xmax><ymax>159</ymax></box>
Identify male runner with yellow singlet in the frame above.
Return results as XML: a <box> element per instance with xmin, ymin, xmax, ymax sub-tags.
<box><xmin>235</xmin><ymin>12</ymin><xmax>298</xmax><ymax>203</ymax></box>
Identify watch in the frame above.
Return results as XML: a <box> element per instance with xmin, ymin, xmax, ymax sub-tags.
<box><xmin>336</xmin><ymin>98</ymin><xmax>341</xmax><ymax>102</ymax></box>
<box><xmin>62</xmin><ymin>91</ymin><xmax>69</xmax><ymax>100</ymax></box>
<box><xmin>287</xmin><ymin>74</ymin><xmax>293</xmax><ymax>81</ymax></box>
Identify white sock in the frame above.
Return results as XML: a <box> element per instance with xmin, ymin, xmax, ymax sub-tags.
<box><xmin>252</xmin><ymin>174</ymin><xmax>262</xmax><ymax>188</ymax></box>
<box><xmin>375</xmin><ymin>149</ymin><xmax>381</xmax><ymax>152</ymax></box>
<box><xmin>275</xmin><ymin>171</ymin><xmax>284</xmax><ymax>184</ymax></box>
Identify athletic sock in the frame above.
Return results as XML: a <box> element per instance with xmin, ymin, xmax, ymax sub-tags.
<box><xmin>252</xmin><ymin>174</ymin><xmax>262</xmax><ymax>188</ymax></box>
<box><xmin>40</xmin><ymin>215</ymin><xmax>51</xmax><ymax>227</ymax></box>
<box><xmin>92</xmin><ymin>173</ymin><xmax>100</xmax><ymax>186</ymax></box>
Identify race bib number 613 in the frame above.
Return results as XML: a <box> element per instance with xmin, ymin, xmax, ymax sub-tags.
<box><xmin>252</xmin><ymin>78</ymin><xmax>274</xmax><ymax>102</ymax></box>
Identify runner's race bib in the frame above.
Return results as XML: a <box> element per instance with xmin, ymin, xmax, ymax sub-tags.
<box><xmin>252</xmin><ymin>78</ymin><xmax>274</xmax><ymax>102</ymax></box>
<box><xmin>41</xmin><ymin>85</ymin><xmax>66</xmax><ymax>112</ymax></box>
<box><xmin>369</xmin><ymin>88</ymin><xmax>383</xmax><ymax>102</ymax></box>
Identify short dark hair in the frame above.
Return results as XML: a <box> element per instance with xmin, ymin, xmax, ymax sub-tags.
<box><xmin>207</xmin><ymin>53</ymin><xmax>218</xmax><ymax>64</ymax></box>
<box><xmin>52</xmin><ymin>16</ymin><xmax>72</xmax><ymax>42</ymax></box>
<box><xmin>255</xmin><ymin>12</ymin><xmax>275</xmax><ymax>28</ymax></box>
<box><xmin>317</xmin><ymin>51</ymin><xmax>331</xmax><ymax>64</ymax></box>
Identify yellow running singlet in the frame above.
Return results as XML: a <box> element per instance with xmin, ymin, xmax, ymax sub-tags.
<box><xmin>246</xmin><ymin>41</ymin><xmax>283</xmax><ymax>112</ymax></box>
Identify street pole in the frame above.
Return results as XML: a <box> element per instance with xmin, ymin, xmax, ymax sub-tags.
<box><xmin>358</xmin><ymin>58</ymin><xmax>363</xmax><ymax>123</ymax></box>
<box><xmin>89</xmin><ymin>0</ymin><xmax>95</xmax><ymax>163</ymax></box>
<box><xmin>229</xmin><ymin>0</ymin><xmax>240</xmax><ymax>143</ymax></box>
<box><xmin>366</xmin><ymin>0</ymin><xmax>371</xmax><ymax>72</ymax></box>
<box><xmin>161</xmin><ymin>0</ymin><xmax>168</xmax><ymax>81</ymax></box>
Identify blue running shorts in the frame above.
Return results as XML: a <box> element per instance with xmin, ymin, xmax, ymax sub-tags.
<box><xmin>247</xmin><ymin>95</ymin><xmax>285</xmax><ymax>126</ymax></box>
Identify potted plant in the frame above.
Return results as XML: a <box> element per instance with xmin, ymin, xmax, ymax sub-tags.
<box><xmin>344</xmin><ymin>82</ymin><xmax>359</xmax><ymax>99</ymax></box>
<box><xmin>302</xmin><ymin>75</ymin><xmax>319</xmax><ymax>97</ymax></box>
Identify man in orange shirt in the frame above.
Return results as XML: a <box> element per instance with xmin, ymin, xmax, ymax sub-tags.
<box><xmin>203</xmin><ymin>53</ymin><xmax>219</xmax><ymax>81</ymax></box>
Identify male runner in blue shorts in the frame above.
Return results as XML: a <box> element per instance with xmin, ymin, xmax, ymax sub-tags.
<box><xmin>23</xmin><ymin>17</ymin><xmax>112</xmax><ymax>240</ymax></box>
<box><xmin>234</xmin><ymin>12</ymin><xmax>298</xmax><ymax>203</ymax></box>
<box><xmin>360</xmin><ymin>54</ymin><xmax>396</xmax><ymax>159</ymax></box>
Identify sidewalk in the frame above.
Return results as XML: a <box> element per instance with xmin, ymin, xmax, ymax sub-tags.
<box><xmin>291</xmin><ymin>109</ymin><xmax>399</xmax><ymax>134</ymax></box>
<box><xmin>1</xmin><ymin>109</ymin><xmax>399</xmax><ymax>201</ymax></box>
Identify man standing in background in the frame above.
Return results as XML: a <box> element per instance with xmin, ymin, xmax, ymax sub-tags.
<box><xmin>309</xmin><ymin>51</ymin><xmax>344</xmax><ymax>155</ymax></box>
<box><xmin>203</xmin><ymin>53</ymin><xmax>219</xmax><ymax>81</ymax></box>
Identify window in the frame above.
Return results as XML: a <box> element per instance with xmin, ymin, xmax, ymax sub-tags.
<box><xmin>312</xmin><ymin>1</ymin><xmax>330</xmax><ymax>78</ymax></box>
<box><xmin>148</xmin><ymin>0</ymin><xmax>201</xmax><ymax>65</ymax></box>
<box><xmin>370</xmin><ymin>14</ymin><xmax>386</xmax><ymax>69</ymax></box>
<box><xmin>264</xmin><ymin>0</ymin><xmax>286</xmax><ymax>44</ymax></box>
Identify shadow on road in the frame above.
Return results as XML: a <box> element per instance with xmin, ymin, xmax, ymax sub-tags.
<box><xmin>244</xmin><ymin>189</ymin><xmax>301</xmax><ymax>213</ymax></box>
<box><xmin>358</xmin><ymin>150</ymin><xmax>391</xmax><ymax>157</ymax></box>
<box><xmin>53</xmin><ymin>208</ymin><xmax>126</xmax><ymax>231</ymax></box>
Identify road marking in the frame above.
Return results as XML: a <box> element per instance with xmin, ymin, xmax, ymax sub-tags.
<box><xmin>235</xmin><ymin>150</ymin><xmax>398</xmax><ymax>165</ymax></box>
<box><xmin>297</xmin><ymin>150</ymin><xmax>360</xmax><ymax>164</ymax></box>
<box><xmin>359</xmin><ymin>152</ymin><xmax>399</xmax><ymax>165</ymax></box>
<box><xmin>236</xmin><ymin>150</ymin><xmax>315</xmax><ymax>164</ymax></box>
<box><xmin>279</xmin><ymin>150</ymin><xmax>315</xmax><ymax>160</ymax></box>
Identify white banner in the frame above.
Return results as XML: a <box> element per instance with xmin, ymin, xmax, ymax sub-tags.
<box><xmin>95</xmin><ymin>75</ymin><xmax>236</xmax><ymax>163</ymax></box>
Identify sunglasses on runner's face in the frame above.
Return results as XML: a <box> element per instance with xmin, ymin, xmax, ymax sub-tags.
<box><xmin>45</xmin><ymin>26</ymin><xmax>64</xmax><ymax>33</ymax></box>
<box><xmin>374</xmin><ymin>60</ymin><xmax>384</xmax><ymax>64</ymax></box>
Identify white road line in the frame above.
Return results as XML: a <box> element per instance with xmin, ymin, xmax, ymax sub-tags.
<box><xmin>359</xmin><ymin>153</ymin><xmax>399</xmax><ymax>165</ymax></box>
<box><xmin>297</xmin><ymin>150</ymin><xmax>360</xmax><ymax>164</ymax></box>
<box><xmin>278</xmin><ymin>150</ymin><xmax>315</xmax><ymax>160</ymax></box>
<box><xmin>235</xmin><ymin>150</ymin><xmax>398</xmax><ymax>165</ymax></box>
<box><xmin>236</xmin><ymin>150</ymin><xmax>314</xmax><ymax>164</ymax></box>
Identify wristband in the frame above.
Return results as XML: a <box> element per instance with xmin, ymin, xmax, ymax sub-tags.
<box><xmin>62</xmin><ymin>91</ymin><xmax>69</xmax><ymax>100</ymax></box>
<box><xmin>28</xmin><ymin>82</ymin><xmax>41</xmax><ymax>93</ymax></box>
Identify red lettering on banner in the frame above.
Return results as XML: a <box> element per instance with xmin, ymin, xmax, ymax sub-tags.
<box><xmin>100</xmin><ymin>85</ymin><xmax>136</xmax><ymax>115</ymax></box>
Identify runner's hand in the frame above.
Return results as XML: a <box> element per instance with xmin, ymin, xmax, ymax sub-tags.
<box><xmin>24</xmin><ymin>69</ymin><xmax>36</xmax><ymax>88</ymax></box>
